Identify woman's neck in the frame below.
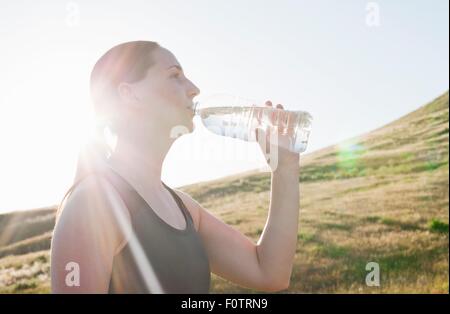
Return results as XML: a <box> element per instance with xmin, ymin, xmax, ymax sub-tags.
<box><xmin>107</xmin><ymin>131</ymin><xmax>174</xmax><ymax>193</ymax></box>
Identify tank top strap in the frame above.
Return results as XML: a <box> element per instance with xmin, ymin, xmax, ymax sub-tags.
<box><xmin>161</xmin><ymin>181</ymin><xmax>195</xmax><ymax>226</ymax></box>
<box><xmin>57</xmin><ymin>164</ymin><xmax>136</xmax><ymax>218</ymax></box>
<box><xmin>99</xmin><ymin>166</ymin><xmax>146</xmax><ymax>218</ymax></box>
<box><xmin>103</xmin><ymin>165</ymin><xmax>195</xmax><ymax>230</ymax></box>
<box><xmin>58</xmin><ymin>166</ymin><xmax>111</xmax><ymax>212</ymax></box>
<box><xmin>58</xmin><ymin>163</ymin><xmax>195</xmax><ymax>231</ymax></box>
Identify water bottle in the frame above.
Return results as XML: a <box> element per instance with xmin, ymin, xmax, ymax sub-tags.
<box><xmin>194</xmin><ymin>94</ymin><xmax>313</xmax><ymax>154</ymax></box>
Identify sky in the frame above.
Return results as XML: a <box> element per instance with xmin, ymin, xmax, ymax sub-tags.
<box><xmin>0</xmin><ymin>0</ymin><xmax>448</xmax><ymax>213</ymax></box>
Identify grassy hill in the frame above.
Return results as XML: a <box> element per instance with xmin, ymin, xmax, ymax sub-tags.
<box><xmin>0</xmin><ymin>92</ymin><xmax>448</xmax><ymax>293</ymax></box>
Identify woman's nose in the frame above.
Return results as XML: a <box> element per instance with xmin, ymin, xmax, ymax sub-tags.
<box><xmin>188</xmin><ymin>81</ymin><xmax>200</xmax><ymax>98</ymax></box>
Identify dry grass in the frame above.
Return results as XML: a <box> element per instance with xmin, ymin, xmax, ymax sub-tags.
<box><xmin>0</xmin><ymin>251</ymin><xmax>50</xmax><ymax>293</ymax></box>
<box><xmin>0</xmin><ymin>92</ymin><xmax>448</xmax><ymax>294</ymax></box>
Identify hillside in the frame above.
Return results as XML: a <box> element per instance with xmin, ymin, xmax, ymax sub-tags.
<box><xmin>0</xmin><ymin>91</ymin><xmax>448</xmax><ymax>293</ymax></box>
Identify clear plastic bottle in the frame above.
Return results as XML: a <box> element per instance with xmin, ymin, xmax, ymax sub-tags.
<box><xmin>194</xmin><ymin>95</ymin><xmax>313</xmax><ymax>154</ymax></box>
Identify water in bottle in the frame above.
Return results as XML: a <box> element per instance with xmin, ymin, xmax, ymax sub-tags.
<box><xmin>194</xmin><ymin>97</ymin><xmax>313</xmax><ymax>154</ymax></box>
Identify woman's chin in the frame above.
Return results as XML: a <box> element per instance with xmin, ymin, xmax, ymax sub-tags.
<box><xmin>169</xmin><ymin>120</ymin><xmax>194</xmax><ymax>139</ymax></box>
<box><xmin>183</xmin><ymin>116</ymin><xmax>195</xmax><ymax>132</ymax></box>
<box><xmin>185</xmin><ymin>120</ymin><xmax>195</xmax><ymax>133</ymax></box>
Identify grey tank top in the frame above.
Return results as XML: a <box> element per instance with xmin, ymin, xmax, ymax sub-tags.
<box><xmin>62</xmin><ymin>165</ymin><xmax>211</xmax><ymax>294</ymax></box>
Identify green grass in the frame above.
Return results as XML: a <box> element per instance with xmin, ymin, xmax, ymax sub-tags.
<box><xmin>428</xmin><ymin>219</ymin><xmax>449</xmax><ymax>234</ymax></box>
<box><xmin>13</xmin><ymin>281</ymin><xmax>38</xmax><ymax>292</ymax></box>
<box><xmin>297</xmin><ymin>232</ymin><xmax>316</xmax><ymax>242</ymax></box>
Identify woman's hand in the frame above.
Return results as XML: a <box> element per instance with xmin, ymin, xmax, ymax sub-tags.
<box><xmin>255</xmin><ymin>101</ymin><xmax>300</xmax><ymax>173</ymax></box>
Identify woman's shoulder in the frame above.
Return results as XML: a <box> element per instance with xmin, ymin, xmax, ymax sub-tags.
<box><xmin>54</xmin><ymin>174</ymin><xmax>131</xmax><ymax>247</ymax></box>
<box><xmin>58</xmin><ymin>175</ymin><xmax>118</xmax><ymax>217</ymax></box>
<box><xmin>50</xmin><ymin>174</ymin><xmax>131</xmax><ymax>293</ymax></box>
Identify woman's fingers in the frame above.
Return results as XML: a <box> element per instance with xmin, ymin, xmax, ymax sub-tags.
<box><xmin>257</xmin><ymin>100</ymin><xmax>287</xmax><ymax>152</ymax></box>
<box><xmin>265</xmin><ymin>101</ymin><xmax>273</xmax><ymax>153</ymax></box>
<box><xmin>275</xmin><ymin>104</ymin><xmax>287</xmax><ymax>133</ymax></box>
<box><xmin>265</xmin><ymin>100</ymin><xmax>277</xmax><ymax>125</ymax></box>
<box><xmin>255</xmin><ymin>128</ymin><xmax>270</xmax><ymax>154</ymax></box>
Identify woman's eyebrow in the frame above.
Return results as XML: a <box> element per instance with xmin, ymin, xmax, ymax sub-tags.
<box><xmin>167</xmin><ymin>65</ymin><xmax>183</xmax><ymax>71</ymax></box>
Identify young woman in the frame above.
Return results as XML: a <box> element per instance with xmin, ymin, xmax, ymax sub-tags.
<box><xmin>50</xmin><ymin>41</ymin><xmax>300</xmax><ymax>293</ymax></box>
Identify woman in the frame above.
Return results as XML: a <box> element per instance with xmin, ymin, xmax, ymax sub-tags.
<box><xmin>50</xmin><ymin>41</ymin><xmax>300</xmax><ymax>293</ymax></box>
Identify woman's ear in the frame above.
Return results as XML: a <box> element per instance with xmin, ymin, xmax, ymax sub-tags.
<box><xmin>117</xmin><ymin>82</ymin><xmax>139</xmax><ymax>104</ymax></box>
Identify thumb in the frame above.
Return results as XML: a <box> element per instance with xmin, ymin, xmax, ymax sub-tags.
<box><xmin>255</xmin><ymin>126</ymin><xmax>271</xmax><ymax>155</ymax></box>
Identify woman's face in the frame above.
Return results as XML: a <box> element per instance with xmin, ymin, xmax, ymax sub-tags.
<box><xmin>119</xmin><ymin>47</ymin><xmax>200</xmax><ymax>137</ymax></box>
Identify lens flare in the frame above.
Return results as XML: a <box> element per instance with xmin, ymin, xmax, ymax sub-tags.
<box><xmin>336</xmin><ymin>139</ymin><xmax>366</xmax><ymax>176</ymax></box>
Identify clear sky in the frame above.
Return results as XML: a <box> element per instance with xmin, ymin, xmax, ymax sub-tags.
<box><xmin>0</xmin><ymin>0</ymin><xmax>448</xmax><ymax>213</ymax></box>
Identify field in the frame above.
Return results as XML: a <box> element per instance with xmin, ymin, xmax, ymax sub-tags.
<box><xmin>0</xmin><ymin>92</ymin><xmax>448</xmax><ymax>293</ymax></box>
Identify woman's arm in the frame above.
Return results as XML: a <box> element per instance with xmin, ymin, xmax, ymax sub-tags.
<box><xmin>50</xmin><ymin>176</ymin><xmax>130</xmax><ymax>293</ymax></box>
<box><xmin>253</xmin><ymin>101</ymin><xmax>301</xmax><ymax>289</ymax></box>
<box><xmin>175</xmin><ymin>101</ymin><xmax>300</xmax><ymax>292</ymax></box>
<box><xmin>256</xmin><ymin>164</ymin><xmax>300</xmax><ymax>289</ymax></box>
<box><xmin>176</xmin><ymin>163</ymin><xmax>299</xmax><ymax>292</ymax></box>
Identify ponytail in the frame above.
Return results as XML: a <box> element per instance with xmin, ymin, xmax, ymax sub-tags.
<box><xmin>55</xmin><ymin>40</ymin><xmax>160</xmax><ymax>222</ymax></box>
<box><xmin>55</xmin><ymin>123</ymin><xmax>112</xmax><ymax>223</ymax></box>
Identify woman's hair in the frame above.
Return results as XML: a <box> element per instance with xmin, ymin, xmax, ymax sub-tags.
<box><xmin>56</xmin><ymin>41</ymin><xmax>160</xmax><ymax>220</ymax></box>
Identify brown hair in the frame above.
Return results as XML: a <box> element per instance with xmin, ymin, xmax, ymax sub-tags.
<box><xmin>56</xmin><ymin>41</ymin><xmax>160</xmax><ymax>221</ymax></box>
